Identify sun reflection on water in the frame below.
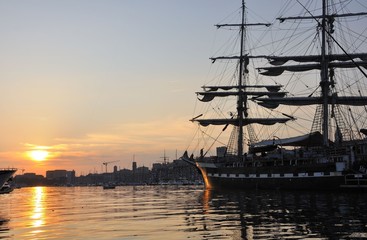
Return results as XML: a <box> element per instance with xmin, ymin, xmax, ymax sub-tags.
<box><xmin>202</xmin><ymin>188</ymin><xmax>211</xmax><ymax>214</ymax></box>
<box><xmin>1</xmin><ymin>186</ymin><xmax>366</xmax><ymax>239</ymax></box>
<box><xmin>30</xmin><ymin>187</ymin><xmax>45</xmax><ymax>232</ymax></box>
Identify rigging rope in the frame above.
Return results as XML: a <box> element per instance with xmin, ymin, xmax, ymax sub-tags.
<box><xmin>296</xmin><ymin>0</ymin><xmax>367</xmax><ymax>79</ymax></box>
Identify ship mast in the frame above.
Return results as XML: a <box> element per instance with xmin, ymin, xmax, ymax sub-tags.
<box><xmin>320</xmin><ymin>0</ymin><xmax>330</xmax><ymax>147</ymax></box>
<box><xmin>255</xmin><ymin>0</ymin><xmax>367</xmax><ymax>145</ymax></box>
<box><xmin>192</xmin><ymin>1</ymin><xmax>293</xmax><ymax>156</ymax></box>
<box><xmin>237</xmin><ymin>0</ymin><xmax>246</xmax><ymax>159</ymax></box>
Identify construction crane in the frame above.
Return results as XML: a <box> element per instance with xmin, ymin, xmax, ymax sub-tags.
<box><xmin>102</xmin><ymin>160</ymin><xmax>120</xmax><ymax>173</ymax></box>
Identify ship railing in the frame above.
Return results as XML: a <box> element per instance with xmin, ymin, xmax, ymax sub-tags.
<box><xmin>327</xmin><ymin>147</ymin><xmax>347</xmax><ymax>156</ymax></box>
<box><xmin>0</xmin><ymin>168</ymin><xmax>17</xmax><ymax>171</ymax></box>
<box><xmin>344</xmin><ymin>174</ymin><xmax>367</xmax><ymax>186</ymax></box>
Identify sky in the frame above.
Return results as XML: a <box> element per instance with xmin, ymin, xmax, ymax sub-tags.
<box><xmin>0</xmin><ymin>0</ymin><xmax>297</xmax><ymax>176</ymax></box>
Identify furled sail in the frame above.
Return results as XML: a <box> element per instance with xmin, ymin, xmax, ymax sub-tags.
<box><xmin>209</xmin><ymin>55</ymin><xmax>266</xmax><ymax>63</ymax></box>
<box><xmin>193</xmin><ymin>117</ymin><xmax>292</xmax><ymax>127</ymax></box>
<box><xmin>256</xmin><ymin>96</ymin><xmax>367</xmax><ymax>109</ymax></box>
<box><xmin>202</xmin><ymin>85</ymin><xmax>283</xmax><ymax>92</ymax></box>
<box><xmin>267</xmin><ymin>53</ymin><xmax>367</xmax><ymax>65</ymax></box>
<box><xmin>259</xmin><ymin>61</ymin><xmax>367</xmax><ymax>76</ymax></box>
<box><xmin>197</xmin><ymin>91</ymin><xmax>286</xmax><ymax>102</ymax></box>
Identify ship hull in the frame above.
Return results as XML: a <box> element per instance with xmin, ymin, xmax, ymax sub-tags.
<box><xmin>195</xmin><ymin>162</ymin><xmax>366</xmax><ymax>191</ymax></box>
<box><xmin>0</xmin><ymin>169</ymin><xmax>17</xmax><ymax>188</ymax></box>
<box><xmin>205</xmin><ymin>174</ymin><xmax>344</xmax><ymax>190</ymax></box>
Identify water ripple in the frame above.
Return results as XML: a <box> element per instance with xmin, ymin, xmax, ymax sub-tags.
<box><xmin>0</xmin><ymin>186</ymin><xmax>366</xmax><ymax>239</ymax></box>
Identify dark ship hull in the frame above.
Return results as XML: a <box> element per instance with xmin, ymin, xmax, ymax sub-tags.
<box><xmin>0</xmin><ymin>169</ymin><xmax>16</xmax><ymax>186</ymax></box>
<box><xmin>182</xmin><ymin>145</ymin><xmax>367</xmax><ymax>190</ymax></box>
<box><xmin>0</xmin><ymin>169</ymin><xmax>17</xmax><ymax>193</ymax></box>
<box><xmin>196</xmin><ymin>163</ymin><xmax>366</xmax><ymax>190</ymax></box>
<box><xmin>182</xmin><ymin>155</ymin><xmax>367</xmax><ymax>191</ymax></box>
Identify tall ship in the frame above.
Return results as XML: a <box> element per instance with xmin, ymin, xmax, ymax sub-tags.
<box><xmin>182</xmin><ymin>0</ymin><xmax>367</xmax><ymax>190</ymax></box>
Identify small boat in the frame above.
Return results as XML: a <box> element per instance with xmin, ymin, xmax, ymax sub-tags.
<box><xmin>103</xmin><ymin>184</ymin><xmax>116</xmax><ymax>189</ymax></box>
<box><xmin>182</xmin><ymin>0</ymin><xmax>367</xmax><ymax>190</ymax></box>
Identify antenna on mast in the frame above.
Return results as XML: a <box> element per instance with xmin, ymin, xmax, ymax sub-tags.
<box><xmin>160</xmin><ymin>150</ymin><xmax>169</xmax><ymax>164</ymax></box>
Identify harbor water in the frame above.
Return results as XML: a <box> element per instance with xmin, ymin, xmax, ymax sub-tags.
<box><xmin>0</xmin><ymin>185</ymin><xmax>366</xmax><ymax>239</ymax></box>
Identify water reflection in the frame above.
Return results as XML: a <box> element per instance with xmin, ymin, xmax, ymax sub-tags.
<box><xmin>29</xmin><ymin>187</ymin><xmax>45</xmax><ymax>233</ymax></box>
<box><xmin>198</xmin><ymin>189</ymin><xmax>367</xmax><ymax>239</ymax></box>
<box><xmin>0</xmin><ymin>186</ymin><xmax>366</xmax><ymax>239</ymax></box>
<box><xmin>0</xmin><ymin>218</ymin><xmax>10</xmax><ymax>237</ymax></box>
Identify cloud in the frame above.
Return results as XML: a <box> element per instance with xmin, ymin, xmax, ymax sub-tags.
<box><xmin>2</xmin><ymin>116</ymin><xmax>196</xmax><ymax>175</ymax></box>
<box><xmin>49</xmin><ymin>116</ymin><xmax>193</xmax><ymax>163</ymax></box>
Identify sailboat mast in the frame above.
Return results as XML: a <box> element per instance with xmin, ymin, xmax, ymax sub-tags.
<box><xmin>321</xmin><ymin>0</ymin><xmax>330</xmax><ymax>146</ymax></box>
<box><xmin>237</xmin><ymin>0</ymin><xmax>246</xmax><ymax>159</ymax></box>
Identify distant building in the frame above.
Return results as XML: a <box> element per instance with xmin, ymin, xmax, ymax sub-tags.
<box><xmin>18</xmin><ymin>158</ymin><xmax>202</xmax><ymax>187</ymax></box>
<box><xmin>134</xmin><ymin>166</ymin><xmax>150</xmax><ymax>183</ymax></box>
<box><xmin>150</xmin><ymin>159</ymin><xmax>202</xmax><ymax>184</ymax></box>
<box><xmin>116</xmin><ymin>168</ymin><xmax>133</xmax><ymax>184</ymax></box>
<box><xmin>46</xmin><ymin>169</ymin><xmax>76</xmax><ymax>185</ymax></box>
<box><xmin>14</xmin><ymin>173</ymin><xmax>45</xmax><ymax>187</ymax></box>
<box><xmin>66</xmin><ymin>170</ymin><xmax>76</xmax><ymax>184</ymax></box>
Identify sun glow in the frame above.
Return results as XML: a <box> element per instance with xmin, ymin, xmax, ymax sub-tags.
<box><xmin>29</xmin><ymin>150</ymin><xmax>49</xmax><ymax>161</ymax></box>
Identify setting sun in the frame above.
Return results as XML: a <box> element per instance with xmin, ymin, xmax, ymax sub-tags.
<box><xmin>29</xmin><ymin>150</ymin><xmax>49</xmax><ymax>161</ymax></box>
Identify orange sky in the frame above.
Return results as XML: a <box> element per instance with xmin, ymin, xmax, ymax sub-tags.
<box><xmin>1</xmin><ymin>116</ymin><xmax>196</xmax><ymax>176</ymax></box>
<box><xmin>0</xmin><ymin>0</ymin><xmax>233</xmax><ymax>176</ymax></box>
<box><xmin>6</xmin><ymin>0</ymin><xmax>365</xmax><ymax>176</ymax></box>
